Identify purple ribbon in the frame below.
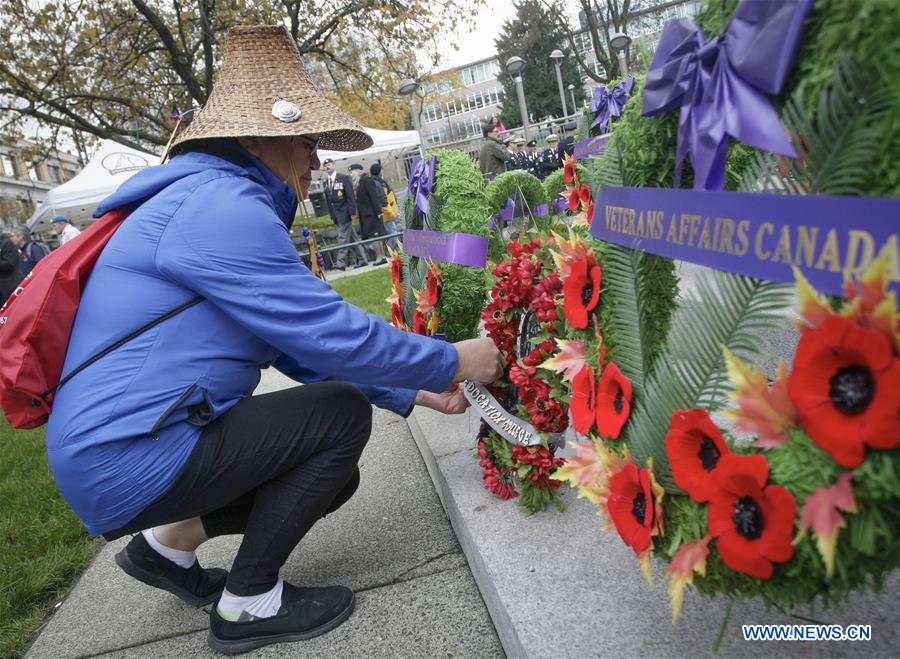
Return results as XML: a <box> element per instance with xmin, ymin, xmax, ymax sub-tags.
<box><xmin>407</xmin><ymin>155</ymin><xmax>436</xmax><ymax>217</ymax></box>
<box><xmin>169</xmin><ymin>107</ymin><xmax>200</xmax><ymax>121</ymax></box>
<box><xmin>591</xmin><ymin>185</ymin><xmax>900</xmax><ymax>298</ymax></box>
<box><xmin>555</xmin><ymin>197</ymin><xmax>568</xmax><ymax>214</ymax></box>
<box><xmin>574</xmin><ymin>134</ymin><xmax>610</xmax><ymax>161</ymax></box>
<box><xmin>533</xmin><ymin>204</ymin><xmax>549</xmax><ymax>217</ymax></box>
<box><xmin>403</xmin><ymin>229</ymin><xmax>488</xmax><ymax>268</ymax></box>
<box><xmin>642</xmin><ymin>0</ymin><xmax>813</xmax><ymax>191</ymax></box>
<box><xmin>591</xmin><ymin>77</ymin><xmax>634</xmax><ymax>133</ymax></box>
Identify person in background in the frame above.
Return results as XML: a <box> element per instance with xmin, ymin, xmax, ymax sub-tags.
<box><xmin>50</xmin><ymin>214</ymin><xmax>81</xmax><ymax>245</ymax></box>
<box><xmin>524</xmin><ymin>139</ymin><xmax>540</xmax><ymax>178</ymax></box>
<box><xmin>506</xmin><ymin>137</ymin><xmax>525</xmax><ymax>171</ymax></box>
<box><xmin>537</xmin><ymin>134</ymin><xmax>562</xmax><ymax>180</ymax></box>
<box><xmin>10</xmin><ymin>226</ymin><xmax>51</xmax><ymax>276</ymax></box>
<box><xmin>558</xmin><ymin>121</ymin><xmax>578</xmax><ymax>161</ymax></box>
<box><xmin>349</xmin><ymin>163</ymin><xmax>387</xmax><ymax>266</ymax></box>
<box><xmin>322</xmin><ymin>158</ymin><xmax>367</xmax><ymax>270</ymax></box>
<box><xmin>369</xmin><ymin>163</ymin><xmax>400</xmax><ymax>252</ymax></box>
<box><xmin>488</xmin><ymin>114</ymin><xmax>506</xmax><ymax>136</ymax></box>
<box><xmin>479</xmin><ymin>123</ymin><xmax>509</xmax><ymax>179</ymax></box>
<box><xmin>0</xmin><ymin>228</ymin><xmax>24</xmax><ymax>304</ymax></box>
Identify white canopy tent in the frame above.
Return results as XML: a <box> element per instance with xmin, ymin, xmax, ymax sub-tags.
<box><xmin>317</xmin><ymin>127</ymin><xmax>421</xmax><ymax>163</ymax></box>
<box><xmin>27</xmin><ymin>139</ymin><xmax>159</xmax><ymax>232</ymax></box>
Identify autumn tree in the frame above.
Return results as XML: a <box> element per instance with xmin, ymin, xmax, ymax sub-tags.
<box><xmin>495</xmin><ymin>0</ymin><xmax>581</xmax><ymax>129</ymax></box>
<box><xmin>0</xmin><ymin>0</ymin><xmax>479</xmax><ymax>152</ymax></box>
<box><xmin>546</xmin><ymin>0</ymin><xmax>682</xmax><ymax>83</ymax></box>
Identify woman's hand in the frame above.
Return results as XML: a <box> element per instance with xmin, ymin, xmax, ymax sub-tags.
<box><xmin>453</xmin><ymin>338</ymin><xmax>504</xmax><ymax>383</ymax></box>
<box><xmin>415</xmin><ymin>383</ymin><xmax>469</xmax><ymax>415</ymax></box>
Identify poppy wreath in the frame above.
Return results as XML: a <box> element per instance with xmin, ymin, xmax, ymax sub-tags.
<box><xmin>547</xmin><ymin>0</ymin><xmax>900</xmax><ymax>624</ymax></box>
<box><xmin>477</xmin><ymin>231</ymin><xmax>569</xmax><ymax>516</ymax></box>
<box><xmin>390</xmin><ymin>149</ymin><xmax>491</xmax><ymax>342</ymax></box>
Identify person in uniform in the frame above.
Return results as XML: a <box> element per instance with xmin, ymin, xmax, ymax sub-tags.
<box><xmin>524</xmin><ymin>139</ymin><xmax>540</xmax><ymax>178</ymax></box>
<box><xmin>537</xmin><ymin>134</ymin><xmax>561</xmax><ymax>180</ymax></box>
<box><xmin>558</xmin><ymin>121</ymin><xmax>578</xmax><ymax>162</ymax></box>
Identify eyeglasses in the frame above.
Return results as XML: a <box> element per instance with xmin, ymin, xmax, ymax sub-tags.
<box><xmin>294</xmin><ymin>135</ymin><xmax>320</xmax><ymax>157</ymax></box>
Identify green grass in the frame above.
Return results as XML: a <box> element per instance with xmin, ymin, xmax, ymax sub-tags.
<box><xmin>0</xmin><ymin>419</ymin><xmax>97</xmax><ymax>658</ymax></box>
<box><xmin>330</xmin><ymin>267</ymin><xmax>393</xmax><ymax>321</ymax></box>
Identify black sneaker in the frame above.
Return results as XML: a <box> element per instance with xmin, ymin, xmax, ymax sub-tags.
<box><xmin>353</xmin><ymin>262</ymin><xmax>367</xmax><ymax>269</ymax></box>
<box><xmin>114</xmin><ymin>533</ymin><xmax>227</xmax><ymax>607</ymax></box>
<box><xmin>207</xmin><ymin>582</ymin><xmax>355</xmax><ymax>655</ymax></box>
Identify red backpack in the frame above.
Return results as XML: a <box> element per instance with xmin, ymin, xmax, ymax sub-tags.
<box><xmin>0</xmin><ymin>210</ymin><xmax>201</xmax><ymax>429</ymax></box>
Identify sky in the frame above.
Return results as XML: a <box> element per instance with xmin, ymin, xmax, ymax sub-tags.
<box><xmin>437</xmin><ymin>0</ymin><xmax>582</xmax><ymax>69</ymax></box>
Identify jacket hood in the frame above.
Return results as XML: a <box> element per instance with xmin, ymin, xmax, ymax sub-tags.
<box><xmin>95</xmin><ymin>139</ymin><xmax>298</xmax><ymax>225</ymax></box>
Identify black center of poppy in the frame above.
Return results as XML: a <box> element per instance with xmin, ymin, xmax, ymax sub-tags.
<box><xmin>697</xmin><ymin>436</ymin><xmax>721</xmax><ymax>471</ymax></box>
<box><xmin>828</xmin><ymin>364</ymin><xmax>875</xmax><ymax>414</ymax></box>
<box><xmin>581</xmin><ymin>281</ymin><xmax>594</xmax><ymax>306</ymax></box>
<box><xmin>731</xmin><ymin>496</ymin><xmax>763</xmax><ymax>540</ymax></box>
<box><xmin>613</xmin><ymin>387</ymin><xmax>624</xmax><ymax>414</ymax></box>
<box><xmin>632</xmin><ymin>492</ymin><xmax>647</xmax><ymax>525</ymax></box>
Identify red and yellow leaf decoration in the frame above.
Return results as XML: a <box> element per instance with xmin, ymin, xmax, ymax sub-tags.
<box><xmin>841</xmin><ymin>247</ymin><xmax>900</xmax><ymax>354</ymax></box>
<box><xmin>540</xmin><ymin>338</ymin><xmax>587</xmax><ymax>382</ymax></box>
<box><xmin>799</xmin><ymin>472</ymin><xmax>857</xmax><ymax>578</ymax></box>
<box><xmin>551</xmin><ymin>438</ymin><xmax>607</xmax><ymax>505</ymax></box>
<box><xmin>667</xmin><ymin>535</ymin><xmax>711</xmax><ymax>623</ymax></box>
<box><xmin>723</xmin><ymin>349</ymin><xmax>797</xmax><ymax>448</ymax></box>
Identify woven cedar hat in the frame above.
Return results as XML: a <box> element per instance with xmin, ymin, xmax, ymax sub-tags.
<box><xmin>170</xmin><ymin>25</ymin><xmax>372</xmax><ymax>152</ymax></box>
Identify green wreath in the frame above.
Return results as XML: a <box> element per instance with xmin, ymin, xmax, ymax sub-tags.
<box><xmin>399</xmin><ymin>149</ymin><xmax>490</xmax><ymax>342</ymax></box>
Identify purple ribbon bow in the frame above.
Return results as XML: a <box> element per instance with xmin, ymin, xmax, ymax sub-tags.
<box><xmin>591</xmin><ymin>77</ymin><xmax>635</xmax><ymax>133</ymax></box>
<box><xmin>642</xmin><ymin>0</ymin><xmax>813</xmax><ymax>190</ymax></box>
<box><xmin>407</xmin><ymin>155</ymin><xmax>436</xmax><ymax>217</ymax></box>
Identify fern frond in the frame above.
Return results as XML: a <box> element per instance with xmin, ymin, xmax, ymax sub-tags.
<box><xmin>623</xmin><ymin>271</ymin><xmax>793</xmax><ymax>491</ymax></box>
<box><xmin>740</xmin><ymin>57</ymin><xmax>892</xmax><ymax>195</ymax></box>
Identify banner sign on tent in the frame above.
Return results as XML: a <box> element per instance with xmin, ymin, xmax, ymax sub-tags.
<box><xmin>590</xmin><ymin>186</ymin><xmax>900</xmax><ymax>296</ymax></box>
<box><xmin>402</xmin><ymin>229</ymin><xmax>488</xmax><ymax>268</ymax></box>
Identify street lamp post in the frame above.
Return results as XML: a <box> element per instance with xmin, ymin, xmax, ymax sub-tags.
<box><xmin>549</xmin><ymin>49</ymin><xmax>568</xmax><ymax>117</ymax></box>
<box><xmin>609</xmin><ymin>32</ymin><xmax>632</xmax><ymax>78</ymax></box>
<box><xmin>567</xmin><ymin>83</ymin><xmax>577</xmax><ymax>112</ymax></box>
<box><xmin>505</xmin><ymin>56</ymin><xmax>530</xmax><ymax>141</ymax></box>
<box><xmin>397</xmin><ymin>78</ymin><xmax>425</xmax><ymax>158</ymax></box>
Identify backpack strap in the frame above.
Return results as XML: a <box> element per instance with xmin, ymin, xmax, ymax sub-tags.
<box><xmin>36</xmin><ymin>295</ymin><xmax>205</xmax><ymax>403</ymax></box>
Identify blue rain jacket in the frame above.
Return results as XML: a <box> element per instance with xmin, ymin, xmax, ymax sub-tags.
<box><xmin>45</xmin><ymin>141</ymin><xmax>457</xmax><ymax>535</ymax></box>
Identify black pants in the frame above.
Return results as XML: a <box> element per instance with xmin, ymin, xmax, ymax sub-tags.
<box><xmin>104</xmin><ymin>382</ymin><xmax>373</xmax><ymax>596</ymax></box>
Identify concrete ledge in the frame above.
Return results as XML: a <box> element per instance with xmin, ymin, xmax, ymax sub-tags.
<box><xmin>408</xmin><ymin>405</ymin><xmax>899</xmax><ymax>658</ymax></box>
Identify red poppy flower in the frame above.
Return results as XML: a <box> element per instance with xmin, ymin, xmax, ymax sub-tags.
<box><xmin>665</xmin><ymin>409</ymin><xmax>743</xmax><ymax>502</ymax></box>
<box><xmin>579</xmin><ymin>183</ymin><xmax>592</xmax><ymax>206</ymax></box>
<box><xmin>570</xmin><ymin>365</ymin><xmax>596</xmax><ymax>435</ymax></box>
<box><xmin>563</xmin><ymin>257</ymin><xmax>601</xmax><ymax>329</ymax></box>
<box><xmin>584</xmin><ymin>201</ymin><xmax>595</xmax><ymax>227</ymax></box>
<box><xmin>595</xmin><ymin>362</ymin><xmax>632</xmax><ymax>439</ymax></box>
<box><xmin>413</xmin><ymin>309</ymin><xmax>428</xmax><ymax>335</ymax></box>
<box><xmin>787</xmin><ymin>315</ymin><xmax>900</xmax><ymax>468</ymax></box>
<box><xmin>567</xmin><ymin>186</ymin><xmax>581</xmax><ymax>211</ymax></box>
<box><xmin>607</xmin><ymin>461</ymin><xmax>658</xmax><ymax>556</ymax></box>
<box><xmin>564</xmin><ymin>158</ymin><xmax>577</xmax><ymax>184</ymax></box>
<box><xmin>707</xmin><ymin>455</ymin><xmax>795</xmax><ymax>579</ymax></box>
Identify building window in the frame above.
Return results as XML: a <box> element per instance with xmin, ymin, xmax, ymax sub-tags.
<box><xmin>64</xmin><ymin>166</ymin><xmax>78</xmax><ymax>180</ymax></box>
<box><xmin>422</xmin><ymin>104</ymin><xmax>440</xmax><ymax>123</ymax></box>
<box><xmin>47</xmin><ymin>165</ymin><xmax>61</xmax><ymax>184</ymax></box>
<box><xmin>460</xmin><ymin>59</ymin><xmax>500</xmax><ymax>87</ymax></box>
<box><xmin>0</xmin><ymin>155</ymin><xmax>15</xmax><ymax>178</ymax></box>
<box><xmin>28</xmin><ymin>163</ymin><xmax>41</xmax><ymax>182</ymax></box>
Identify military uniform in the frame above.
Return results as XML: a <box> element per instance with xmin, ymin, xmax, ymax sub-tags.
<box><xmin>536</xmin><ymin>136</ymin><xmax>561</xmax><ymax>180</ymax></box>
<box><xmin>558</xmin><ymin>121</ymin><xmax>578</xmax><ymax>162</ymax></box>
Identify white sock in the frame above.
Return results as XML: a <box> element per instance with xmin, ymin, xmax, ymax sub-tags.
<box><xmin>142</xmin><ymin>528</ymin><xmax>197</xmax><ymax>569</ymax></box>
<box><xmin>217</xmin><ymin>578</ymin><xmax>284</xmax><ymax>621</ymax></box>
